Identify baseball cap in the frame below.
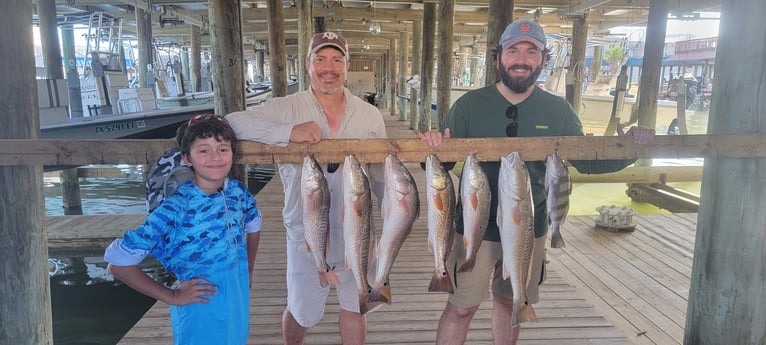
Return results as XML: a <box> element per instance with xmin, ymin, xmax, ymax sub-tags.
<box><xmin>309</xmin><ymin>32</ymin><xmax>349</xmax><ymax>57</ymax></box>
<box><xmin>499</xmin><ymin>20</ymin><xmax>546</xmax><ymax>51</ymax></box>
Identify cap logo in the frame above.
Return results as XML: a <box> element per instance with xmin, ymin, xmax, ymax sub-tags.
<box><xmin>322</xmin><ymin>32</ymin><xmax>339</xmax><ymax>40</ymax></box>
<box><xmin>519</xmin><ymin>23</ymin><xmax>531</xmax><ymax>33</ymax></box>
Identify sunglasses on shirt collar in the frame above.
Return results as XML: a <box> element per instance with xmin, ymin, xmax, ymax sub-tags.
<box><xmin>505</xmin><ymin>104</ymin><xmax>519</xmax><ymax>137</ymax></box>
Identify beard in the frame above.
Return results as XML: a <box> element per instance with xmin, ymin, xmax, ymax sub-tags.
<box><xmin>314</xmin><ymin>71</ymin><xmax>344</xmax><ymax>95</ymax></box>
<box><xmin>498</xmin><ymin>61</ymin><xmax>544</xmax><ymax>94</ymax></box>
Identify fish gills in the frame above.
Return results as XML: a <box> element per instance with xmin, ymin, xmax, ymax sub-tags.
<box><xmin>425</xmin><ymin>154</ymin><xmax>456</xmax><ymax>293</ymax></box>
<box><xmin>497</xmin><ymin>152</ymin><xmax>537</xmax><ymax>326</ymax></box>
<box><xmin>342</xmin><ymin>154</ymin><xmax>373</xmax><ymax>314</ymax></box>
<box><xmin>368</xmin><ymin>153</ymin><xmax>420</xmax><ymax>305</ymax></box>
<box><xmin>301</xmin><ymin>155</ymin><xmax>339</xmax><ymax>288</ymax></box>
<box><xmin>457</xmin><ymin>153</ymin><xmax>491</xmax><ymax>273</ymax></box>
<box><xmin>545</xmin><ymin>152</ymin><xmax>571</xmax><ymax>249</ymax></box>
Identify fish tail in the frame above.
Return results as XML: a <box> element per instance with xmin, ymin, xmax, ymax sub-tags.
<box><xmin>518</xmin><ymin>303</ymin><xmax>537</xmax><ymax>323</ymax></box>
<box><xmin>317</xmin><ymin>271</ymin><xmax>329</xmax><ymax>288</ymax></box>
<box><xmin>457</xmin><ymin>256</ymin><xmax>476</xmax><ymax>273</ymax></box>
<box><xmin>325</xmin><ymin>268</ymin><xmax>341</xmax><ymax>286</ymax></box>
<box><xmin>550</xmin><ymin>231</ymin><xmax>566</xmax><ymax>248</ymax></box>
<box><xmin>367</xmin><ymin>284</ymin><xmax>392</xmax><ymax>305</ymax></box>
<box><xmin>428</xmin><ymin>270</ymin><xmax>454</xmax><ymax>293</ymax></box>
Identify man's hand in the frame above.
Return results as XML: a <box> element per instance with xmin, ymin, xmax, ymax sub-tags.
<box><xmin>417</xmin><ymin>128</ymin><xmax>451</xmax><ymax>146</ymax></box>
<box><xmin>290</xmin><ymin>121</ymin><xmax>323</xmax><ymax>144</ymax></box>
<box><xmin>617</xmin><ymin>123</ymin><xmax>655</xmax><ymax>145</ymax></box>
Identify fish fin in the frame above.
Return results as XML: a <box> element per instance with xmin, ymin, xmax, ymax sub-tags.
<box><xmin>427</xmin><ymin>236</ymin><xmax>435</xmax><ymax>253</ymax></box>
<box><xmin>344</xmin><ymin>257</ymin><xmax>351</xmax><ymax>270</ymax></box>
<box><xmin>428</xmin><ymin>270</ymin><xmax>454</xmax><ymax>293</ymax></box>
<box><xmin>352</xmin><ymin>199</ymin><xmax>364</xmax><ymax>216</ymax></box>
<box><xmin>502</xmin><ymin>265</ymin><xmax>510</xmax><ymax>280</ymax></box>
<box><xmin>317</xmin><ymin>271</ymin><xmax>329</xmax><ymax>288</ymax></box>
<box><xmin>512</xmin><ymin>205</ymin><xmax>521</xmax><ymax>224</ymax></box>
<box><xmin>432</xmin><ymin>194</ymin><xmax>444</xmax><ymax>211</ymax></box>
<box><xmin>398</xmin><ymin>198</ymin><xmax>415</xmax><ymax>217</ymax></box>
<box><xmin>457</xmin><ymin>256</ymin><xmax>476</xmax><ymax>273</ymax></box>
<box><xmin>305</xmin><ymin>240</ymin><xmax>312</xmax><ymax>253</ymax></box>
<box><xmin>325</xmin><ymin>269</ymin><xmax>341</xmax><ymax>286</ymax></box>
<box><xmin>550</xmin><ymin>231</ymin><xmax>566</xmax><ymax>249</ymax></box>
<box><xmin>358</xmin><ymin>292</ymin><xmax>370</xmax><ymax>315</ymax></box>
<box><xmin>469</xmin><ymin>192</ymin><xmax>478</xmax><ymax>209</ymax></box>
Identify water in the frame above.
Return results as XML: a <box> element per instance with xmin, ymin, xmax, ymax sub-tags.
<box><xmin>46</xmin><ymin>164</ymin><xmax>275</xmax><ymax>345</ymax></box>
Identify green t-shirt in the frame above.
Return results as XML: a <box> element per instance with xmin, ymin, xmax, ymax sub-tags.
<box><xmin>442</xmin><ymin>84</ymin><xmax>635</xmax><ymax>240</ymax></box>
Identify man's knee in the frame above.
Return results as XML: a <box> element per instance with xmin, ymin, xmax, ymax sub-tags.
<box><xmin>446</xmin><ymin>302</ymin><xmax>479</xmax><ymax>320</ymax></box>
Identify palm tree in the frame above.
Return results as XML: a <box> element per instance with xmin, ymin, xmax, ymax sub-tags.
<box><xmin>604</xmin><ymin>45</ymin><xmax>627</xmax><ymax>75</ymax></box>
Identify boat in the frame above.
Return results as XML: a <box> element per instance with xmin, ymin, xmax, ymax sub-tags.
<box><xmin>155</xmin><ymin>92</ymin><xmax>215</xmax><ymax>109</ymax></box>
<box><xmin>42</xmin><ymin>81</ymin><xmax>301</xmax><ymax>140</ymax></box>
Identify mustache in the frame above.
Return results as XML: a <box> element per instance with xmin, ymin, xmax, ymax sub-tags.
<box><xmin>318</xmin><ymin>71</ymin><xmax>341</xmax><ymax>79</ymax></box>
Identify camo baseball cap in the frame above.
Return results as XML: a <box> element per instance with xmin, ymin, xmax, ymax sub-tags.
<box><xmin>499</xmin><ymin>20</ymin><xmax>546</xmax><ymax>51</ymax></box>
<box><xmin>309</xmin><ymin>32</ymin><xmax>349</xmax><ymax>57</ymax></box>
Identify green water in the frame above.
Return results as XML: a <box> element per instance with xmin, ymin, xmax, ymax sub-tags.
<box><xmin>569</xmin><ymin>181</ymin><xmax>701</xmax><ymax>216</ymax></box>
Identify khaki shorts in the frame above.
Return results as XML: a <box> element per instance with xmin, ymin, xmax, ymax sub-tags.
<box><xmin>285</xmin><ymin>240</ymin><xmax>361</xmax><ymax>327</ymax></box>
<box><xmin>446</xmin><ymin>234</ymin><xmax>547</xmax><ymax>308</ymax></box>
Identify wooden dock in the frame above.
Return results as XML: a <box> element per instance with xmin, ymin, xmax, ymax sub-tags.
<box><xmin>45</xmin><ymin>116</ymin><xmax>697</xmax><ymax>344</ymax></box>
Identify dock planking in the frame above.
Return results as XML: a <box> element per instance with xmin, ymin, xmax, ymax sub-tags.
<box><xmin>46</xmin><ymin>116</ymin><xmax>697</xmax><ymax>344</ymax></box>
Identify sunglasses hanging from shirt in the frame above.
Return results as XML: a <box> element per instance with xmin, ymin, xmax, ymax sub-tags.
<box><xmin>505</xmin><ymin>104</ymin><xmax>519</xmax><ymax>137</ymax></box>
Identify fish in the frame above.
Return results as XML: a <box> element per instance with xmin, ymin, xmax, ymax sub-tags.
<box><xmin>425</xmin><ymin>154</ymin><xmax>456</xmax><ymax>293</ymax></box>
<box><xmin>497</xmin><ymin>151</ymin><xmax>537</xmax><ymax>326</ymax></box>
<box><xmin>368</xmin><ymin>153</ymin><xmax>420</xmax><ymax>305</ymax></box>
<box><xmin>457</xmin><ymin>153</ymin><xmax>491</xmax><ymax>273</ymax></box>
<box><xmin>342</xmin><ymin>154</ymin><xmax>374</xmax><ymax>314</ymax></box>
<box><xmin>301</xmin><ymin>155</ymin><xmax>340</xmax><ymax>288</ymax></box>
<box><xmin>545</xmin><ymin>152</ymin><xmax>572</xmax><ymax>249</ymax></box>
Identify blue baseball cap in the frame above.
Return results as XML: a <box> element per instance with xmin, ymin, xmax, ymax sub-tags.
<box><xmin>499</xmin><ymin>20</ymin><xmax>546</xmax><ymax>51</ymax></box>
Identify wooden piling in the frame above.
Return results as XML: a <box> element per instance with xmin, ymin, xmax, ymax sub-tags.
<box><xmin>409</xmin><ymin>20</ymin><xmax>422</xmax><ymax>130</ymax></box>
<box><xmin>1</xmin><ymin>1</ymin><xmax>53</xmax><ymax>343</ymax></box>
<box><xmin>484</xmin><ymin>0</ymin><xmax>513</xmax><ymax>86</ymax></box>
<box><xmin>397</xmin><ymin>31</ymin><xmax>409</xmax><ymax>121</ymax></box>
<box><xmin>684</xmin><ymin>0</ymin><xmax>766</xmax><ymax>342</ymax></box>
<box><xmin>418</xmin><ymin>3</ymin><xmax>436</xmax><ymax>132</ymax></box>
<box><xmin>136</xmin><ymin>8</ymin><xmax>152</xmax><ymax>90</ymax></box>
<box><xmin>266</xmin><ymin>0</ymin><xmax>287</xmax><ymax>98</ymax></box>
<box><xmin>190</xmin><ymin>25</ymin><xmax>202</xmax><ymax>93</ymax></box>
<box><xmin>210</xmin><ymin>0</ymin><xmax>246</xmax><ymax>115</ymax></box>
<box><xmin>436</xmin><ymin>0</ymin><xmax>455</xmax><ymax>128</ymax></box>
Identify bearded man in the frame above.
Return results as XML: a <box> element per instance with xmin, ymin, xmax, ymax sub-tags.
<box><xmin>417</xmin><ymin>20</ymin><xmax>655</xmax><ymax>345</ymax></box>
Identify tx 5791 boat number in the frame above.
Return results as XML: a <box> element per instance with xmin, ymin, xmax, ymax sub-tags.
<box><xmin>95</xmin><ymin>120</ymin><xmax>146</xmax><ymax>134</ymax></box>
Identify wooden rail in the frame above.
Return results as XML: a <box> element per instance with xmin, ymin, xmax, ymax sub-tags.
<box><xmin>1</xmin><ymin>134</ymin><xmax>765</xmax><ymax>166</ymax></box>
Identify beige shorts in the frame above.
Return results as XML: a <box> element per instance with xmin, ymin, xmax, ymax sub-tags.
<box><xmin>285</xmin><ymin>240</ymin><xmax>361</xmax><ymax>327</ymax></box>
<box><xmin>446</xmin><ymin>234</ymin><xmax>547</xmax><ymax>308</ymax></box>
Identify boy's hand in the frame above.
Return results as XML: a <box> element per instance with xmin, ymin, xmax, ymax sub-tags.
<box><xmin>171</xmin><ymin>278</ymin><xmax>217</xmax><ymax>305</ymax></box>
